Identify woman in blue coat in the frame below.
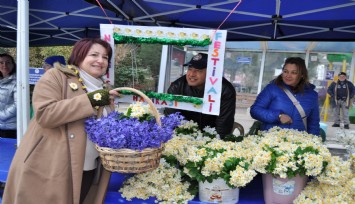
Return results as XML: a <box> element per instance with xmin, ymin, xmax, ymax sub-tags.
<box><xmin>250</xmin><ymin>57</ymin><xmax>320</xmax><ymax>136</ymax></box>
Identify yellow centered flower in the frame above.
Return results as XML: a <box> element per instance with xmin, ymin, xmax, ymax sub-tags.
<box><xmin>69</xmin><ymin>83</ymin><xmax>78</xmax><ymax>91</ymax></box>
<box><xmin>93</xmin><ymin>93</ymin><xmax>102</xmax><ymax>101</ymax></box>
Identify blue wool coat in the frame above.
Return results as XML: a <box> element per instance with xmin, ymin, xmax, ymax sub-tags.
<box><xmin>250</xmin><ymin>82</ymin><xmax>320</xmax><ymax>136</ymax></box>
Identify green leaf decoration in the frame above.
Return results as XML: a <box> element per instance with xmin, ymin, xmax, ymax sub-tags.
<box><xmin>118</xmin><ymin>90</ymin><xmax>203</xmax><ymax>105</ymax></box>
<box><xmin>113</xmin><ymin>33</ymin><xmax>211</xmax><ymax>46</ymax></box>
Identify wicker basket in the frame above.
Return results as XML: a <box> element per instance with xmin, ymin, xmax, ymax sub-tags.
<box><xmin>95</xmin><ymin>87</ymin><xmax>162</xmax><ymax>173</ymax></box>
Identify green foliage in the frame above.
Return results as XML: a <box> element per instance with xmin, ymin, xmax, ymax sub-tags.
<box><xmin>30</xmin><ymin>46</ymin><xmax>72</xmax><ymax>67</ymax></box>
<box><xmin>174</xmin><ymin>125</ymin><xmax>200</xmax><ymax>135</ymax></box>
<box><xmin>264</xmin><ymin>145</ymin><xmax>282</xmax><ymax>174</ymax></box>
<box><xmin>137</xmin><ymin>44</ymin><xmax>162</xmax><ymax>77</ymax></box>
<box><xmin>1</xmin><ymin>46</ymin><xmax>71</xmax><ymax>67</ymax></box>
<box><xmin>222</xmin><ymin>157</ymin><xmax>249</xmax><ymax>188</ymax></box>
<box><xmin>162</xmin><ymin>155</ymin><xmax>179</xmax><ymax>166</ymax></box>
<box><xmin>120</xmin><ymin>107</ymin><xmax>154</xmax><ymax>122</ymax></box>
<box><xmin>114</xmin><ymin>65</ymin><xmax>152</xmax><ymax>88</ymax></box>
<box><xmin>162</xmin><ymin>155</ymin><xmax>199</xmax><ymax>196</ymax></box>
<box><xmin>184</xmin><ymin>147</ymin><xmax>227</xmax><ymax>183</ymax></box>
<box><xmin>223</xmin><ymin>134</ymin><xmax>244</xmax><ymax>142</ymax></box>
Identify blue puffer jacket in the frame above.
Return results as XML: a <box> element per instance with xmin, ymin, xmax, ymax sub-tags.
<box><xmin>250</xmin><ymin>81</ymin><xmax>320</xmax><ymax>136</ymax></box>
<box><xmin>0</xmin><ymin>74</ymin><xmax>17</xmax><ymax>130</ymax></box>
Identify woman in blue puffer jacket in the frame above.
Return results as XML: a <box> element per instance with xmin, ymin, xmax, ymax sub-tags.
<box><xmin>0</xmin><ymin>53</ymin><xmax>17</xmax><ymax>139</ymax></box>
<box><xmin>250</xmin><ymin>57</ymin><xmax>320</xmax><ymax>136</ymax></box>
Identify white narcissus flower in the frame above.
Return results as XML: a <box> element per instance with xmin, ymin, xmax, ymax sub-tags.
<box><xmin>126</xmin><ymin>102</ymin><xmax>152</xmax><ymax>118</ymax></box>
<box><xmin>69</xmin><ymin>82</ymin><xmax>78</xmax><ymax>91</ymax></box>
<box><xmin>119</xmin><ymin>159</ymin><xmax>194</xmax><ymax>203</ymax></box>
<box><xmin>251</xmin><ymin>127</ymin><xmax>330</xmax><ymax>178</ymax></box>
<box><xmin>93</xmin><ymin>93</ymin><xmax>102</xmax><ymax>101</ymax></box>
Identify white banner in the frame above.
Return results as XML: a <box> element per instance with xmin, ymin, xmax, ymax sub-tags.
<box><xmin>100</xmin><ymin>24</ymin><xmax>227</xmax><ymax>115</ymax></box>
<box><xmin>100</xmin><ymin>24</ymin><xmax>115</xmax><ymax>85</ymax></box>
<box><xmin>203</xmin><ymin>30</ymin><xmax>227</xmax><ymax>115</ymax></box>
<box><xmin>114</xmin><ymin>95</ymin><xmax>202</xmax><ymax>112</ymax></box>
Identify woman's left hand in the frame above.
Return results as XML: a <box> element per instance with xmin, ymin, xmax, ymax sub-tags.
<box><xmin>109</xmin><ymin>90</ymin><xmax>121</xmax><ymax>105</ymax></box>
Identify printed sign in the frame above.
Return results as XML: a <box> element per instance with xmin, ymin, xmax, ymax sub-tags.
<box><xmin>326</xmin><ymin>70</ymin><xmax>334</xmax><ymax>80</ymax></box>
<box><xmin>236</xmin><ymin>57</ymin><xmax>251</xmax><ymax>64</ymax></box>
<box><xmin>100</xmin><ymin>24</ymin><xmax>227</xmax><ymax>115</ymax></box>
<box><xmin>272</xmin><ymin>178</ymin><xmax>295</xmax><ymax>195</ymax></box>
<box><xmin>29</xmin><ymin>67</ymin><xmax>44</xmax><ymax>84</ymax></box>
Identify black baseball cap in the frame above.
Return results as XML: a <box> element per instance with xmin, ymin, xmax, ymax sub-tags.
<box><xmin>183</xmin><ymin>53</ymin><xmax>208</xmax><ymax>69</ymax></box>
<box><xmin>338</xmin><ymin>72</ymin><xmax>347</xmax><ymax>76</ymax></box>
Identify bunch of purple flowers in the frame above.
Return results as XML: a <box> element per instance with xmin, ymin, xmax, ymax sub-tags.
<box><xmin>85</xmin><ymin>111</ymin><xmax>184</xmax><ymax>151</ymax></box>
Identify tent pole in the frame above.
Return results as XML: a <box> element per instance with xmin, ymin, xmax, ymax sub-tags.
<box><xmin>16</xmin><ymin>0</ymin><xmax>30</xmax><ymax>146</ymax></box>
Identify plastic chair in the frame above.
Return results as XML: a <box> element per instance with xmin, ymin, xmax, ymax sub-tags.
<box><xmin>320</xmin><ymin>128</ymin><xmax>326</xmax><ymax>142</ymax></box>
<box><xmin>232</xmin><ymin>122</ymin><xmax>244</xmax><ymax>136</ymax></box>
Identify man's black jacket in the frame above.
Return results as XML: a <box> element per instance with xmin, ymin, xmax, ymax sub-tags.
<box><xmin>164</xmin><ymin>75</ymin><xmax>236</xmax><ymax>138</ymax></box>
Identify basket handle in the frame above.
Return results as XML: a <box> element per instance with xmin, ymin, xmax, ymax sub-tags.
<box><xmin>97</xmin><ymin>87</ymin><xmax>161</xmax><ymax>126</ymax></box>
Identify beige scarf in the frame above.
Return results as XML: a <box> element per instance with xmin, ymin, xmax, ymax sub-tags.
<box><xmin>79</xmin><ymin>68</ymin><xmax>106</xmax><ymax>171</ymax></box>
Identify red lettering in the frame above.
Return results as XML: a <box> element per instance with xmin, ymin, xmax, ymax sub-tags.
<box><xmin>104</xmin><ymin>34</ymin><xmax>111</xmax><ymax>42</ymax></box>
<box><xmin>208</xmin><ymin>95</ymin><xmax>215</xmax><ymax>102</ymax></box>
<box><xmin>211</xmin><ymin>58</ymin><xmax>219</xmax><ymax>65</ymax></box>
<box><xmin>161</xmin><ymin>100</ymin><xmax>168</xmax><ymax>105</ymax></box>
<box><xmin>209</xmin><ymin>77</ymin><xmax>218</xmax><ymax>85</ymax></box>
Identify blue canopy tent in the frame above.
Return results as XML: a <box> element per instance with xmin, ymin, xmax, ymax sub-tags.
<box><xmin>0</xmin><ymin>0</ymin><xmax>124</xmax><ymax>47</ymax></box>
<box><xmin>84</xmin><ymin>0</ymin><xmax>355</xmax><ymax>41</ymax></box>
<box><xmin>1</xmin><ymin>0</ymin><xmax>355</xmax><ymax>141</ymax></box>
<box><xmin>2</xmin><ymin>0</ymin><xmax>355</xmax><ymax>47</ymax></box>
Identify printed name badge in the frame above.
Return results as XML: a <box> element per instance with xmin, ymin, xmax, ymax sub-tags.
<box><xmin>272</xmin><ymin>179</ymin><xmax>295</xmax><ymax>195</ymax></box>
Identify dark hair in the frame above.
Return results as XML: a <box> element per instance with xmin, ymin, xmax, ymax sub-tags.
<box><xmin>0</xmin><ymin>53</ymin><xmax>16</xmax><ymax>77</ymax></box>
<box><xmin>275</xmin><ymin>57</ymin><xmax>309</xmax><ymax>93</ymax></box>
<box><xmin>67</xmin><ymin>38</ymin><xmax>112</xmax><ymax>70</ymax></box>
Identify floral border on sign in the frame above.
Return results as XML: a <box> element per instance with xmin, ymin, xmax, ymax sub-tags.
<box><xmin>113</xmin><ymin>33</ymin><xmax>211</xmax><ymax>46</ymax></box>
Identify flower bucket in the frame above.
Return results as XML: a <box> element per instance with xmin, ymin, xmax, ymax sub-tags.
<box><xmin>199</xmin><ymin>178</ymin><xmax>239</xmax><ymax>204</ymax></box>
<box><xmin>262</xmin><ymin>174</ymin><xmax>308</xmax><ymax>204</ymax></box>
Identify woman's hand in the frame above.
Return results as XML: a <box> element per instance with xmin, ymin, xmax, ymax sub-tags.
<box><xmin>109</xmin><ymin>90</ymin><xmax>121</xmax><ymax>105</ymax></box>
<box><xmin>279</xmin><ymin>114</ymin><xmax>293</xmax><ymax>124</ymax></box>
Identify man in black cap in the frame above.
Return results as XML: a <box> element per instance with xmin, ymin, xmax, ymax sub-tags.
<box><xmin>327</xmin><ymin>72</ymin><xmax>355</xmax><ymax>129</ymax></box>
<box><xmin>164</xmin><ymin>53</ymin><xmax>236</xmax><ymax>138</ymax></box>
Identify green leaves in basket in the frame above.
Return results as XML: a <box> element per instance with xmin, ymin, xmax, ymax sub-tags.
<box><xmin>119</xmin><ymin>107</ymin><xmax>155</xmax><ymax>122</ymax></box>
